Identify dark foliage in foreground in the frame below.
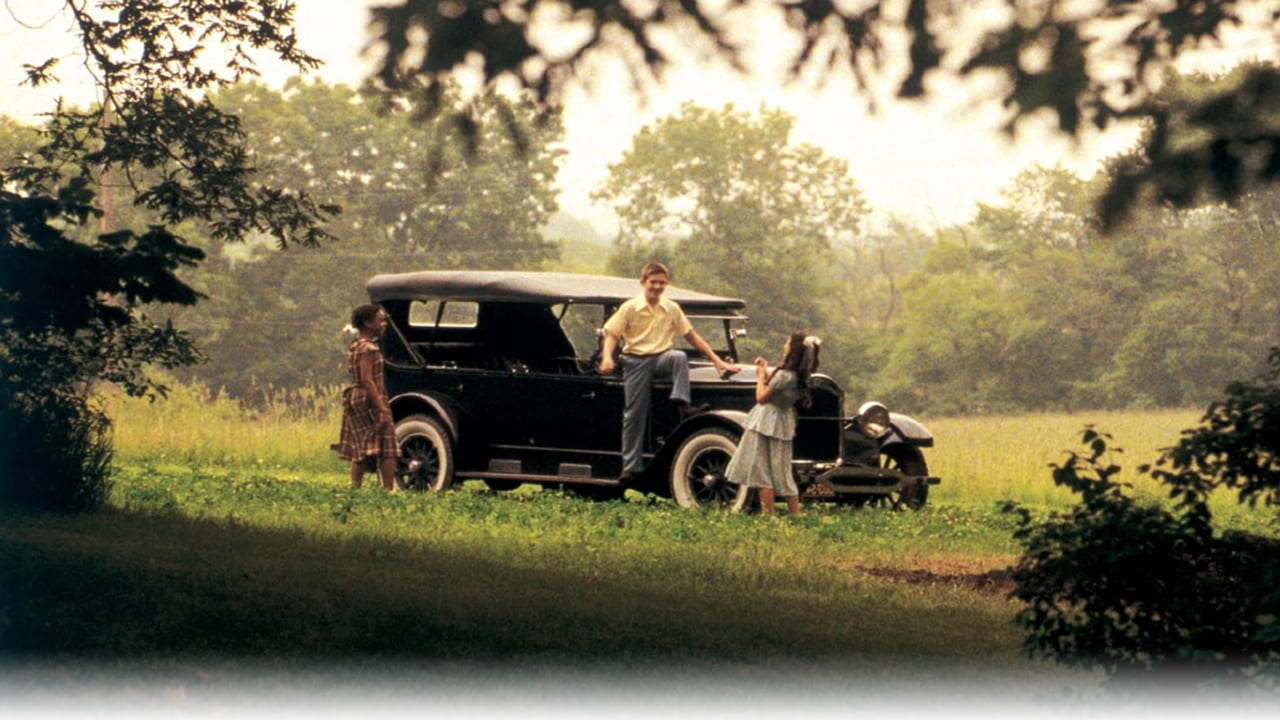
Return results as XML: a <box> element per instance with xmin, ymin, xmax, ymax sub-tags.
<box><xmin>0</xmin><ymin>390</ymin><xmax>112</xmax><ymax>512</ymax></box>
<box><xmin>1</xmin><ymin>1</ymin><xmax>333</xmax><ymax>510</ymax></box>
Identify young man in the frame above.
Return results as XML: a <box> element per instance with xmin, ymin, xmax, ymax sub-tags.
<box><xmin>599</xmin><ymin>263</ymin><xmax>740</xmax><ymax>483</ymax></box>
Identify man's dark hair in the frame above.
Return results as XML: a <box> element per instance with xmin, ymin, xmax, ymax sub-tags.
<box><xmin>640</xmin><ymin>262</ymin><xmax>670</xmax><ymax>281</ymax></box>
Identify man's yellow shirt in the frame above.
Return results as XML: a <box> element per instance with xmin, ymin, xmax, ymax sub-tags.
<box><xmin>603</xmin><ymin>295</ymin><xmax>693</xmax><ymax>356</ymax></box>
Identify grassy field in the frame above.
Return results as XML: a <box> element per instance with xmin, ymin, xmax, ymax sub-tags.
<box><xmin>2</xmin><ymin>386</ymin><xmax>1275</xmax><ymax>709</ymax></box>
<box><xmin>103</xmin><ymin>384</ymin><xmax>1249</xmax><ymax>517</ymax></box>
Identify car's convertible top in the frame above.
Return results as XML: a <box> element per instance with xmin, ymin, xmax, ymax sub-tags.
<box><xmin>367</xmin><ymin>271</ymin><xmax>747</xmax><ymax>313</ymax></box>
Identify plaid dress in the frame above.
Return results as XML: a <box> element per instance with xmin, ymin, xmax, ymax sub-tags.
<box><xmin>337</xmin><ymin>337</ymin><xmax>400</xmax><ymax>462</ymax></box>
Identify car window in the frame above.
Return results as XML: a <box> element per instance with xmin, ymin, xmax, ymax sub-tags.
<box><xmin>557</xmin><ymin>303</ymin><xmax>604</xmax><ymax>359</ymax></box>
<box><xmin>682</xmin><ymin>316</ymin><xmax>735</xmax><ymax>356</ymax></box>
<box><xmin>409</xmin><ymin>300</ymin><xmax>479</xmax><ymax>328</ymax></box>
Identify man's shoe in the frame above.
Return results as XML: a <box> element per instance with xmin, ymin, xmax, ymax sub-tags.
<box><xmin>617</xmin><ymin>471</ymin><xmax>637</xmax><ymax>485</ymax></box>
<box><xmin>678</xmin><ymin>402</ymin><xmax>711</xmax><ymax>420</ymax></box>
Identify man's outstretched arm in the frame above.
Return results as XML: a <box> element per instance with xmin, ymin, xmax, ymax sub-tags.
<box><xmin>684</xmin><ymin>330</ymin><xmax>740</xmax><ymax>377</ymax></box>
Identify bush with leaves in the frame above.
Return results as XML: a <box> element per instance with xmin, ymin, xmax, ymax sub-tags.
<box><xmin>0</xmin><ymin>178</ymin><xmax>203</xmax><ymax>510</ymax></box>
<box><xmin>1</xmin><ymin>1</ymin><xmax>333</xmax><ymax>511</ymax></box>
<box><xmin>1005</xmin><ymin>350</ymin><xmax>1280</xmax><ymax>690</ymax></box>
<box><xmin>0</xmin><ymin>387</ymin><xmax>113</xmax><ymax>513</ymax></box>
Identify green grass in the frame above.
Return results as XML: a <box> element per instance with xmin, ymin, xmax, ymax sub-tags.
<box><xmin>5</xmin><ymin>391</ymin><xmax>1276</xmax><ymax>703</ymax></box>
<box><xmin>4</xmin><ymin>466</ymin><xmax>1084</xmax><ymax>701</ymax></box>
<box><xmin>101</xmin><ymin>387</ymin><xmax>1267</xmax><ymax>525</ymax></box>
<box><xmin>927</xmin><ymin>409</ymin><xmax>1199</xmax><ymax>505</ymax></box>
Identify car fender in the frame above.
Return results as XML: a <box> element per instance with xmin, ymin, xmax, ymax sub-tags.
<box><xmin>702</xmin><ymin>408</ymin><xmax>748</xmax><ymax>429</ymax></box>
<box><xmin>649</xmin><ymin>409</ymin><xmax>747</xmax><ymax>472</ymax></box>
<box><xmin>885</xmin><ymin>412</ymin><xmax>934</xmax><ymax>448</ymax></box>
<box><xmin>389</xmin><ymin>392</ymin><xmax>459</xmax><ymax>441</ymax></box>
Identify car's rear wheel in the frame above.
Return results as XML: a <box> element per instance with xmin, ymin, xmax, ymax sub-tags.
<box><xmin>395</xmin><ymin>415</ymin><xmax>455</xmax><ymax>492</ymax></box>
<box><xmin>669</xmin><ymin>428</ymin><xmax>750</xmax><ymax>511</ymax></box>
<box><xmin>865</xmin><ymin>444</ymin><xmax>929</xmax><ymax>510</ymax></box>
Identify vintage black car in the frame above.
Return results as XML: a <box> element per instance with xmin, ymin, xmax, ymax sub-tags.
<box><xmin>366</xmin><ymin>270</ymin><xmax>939</xmax><ymax>510</ymax></box>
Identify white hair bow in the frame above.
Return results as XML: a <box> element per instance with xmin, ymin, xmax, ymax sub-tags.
<box><xmin>802</xmin><ymin>335</ymin><xmax>821</xmax><ymax>372</ymax></box>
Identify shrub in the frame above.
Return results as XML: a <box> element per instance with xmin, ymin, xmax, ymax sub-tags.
<box><xmin>0</xmin><ymin>390</ymin><xmax>113</xmax><ymax>512</ymax></box>
<box><xmin>1005</xmin><ymin>349</ymin><xmax>1280</xmax><ymax>691</ymax></box>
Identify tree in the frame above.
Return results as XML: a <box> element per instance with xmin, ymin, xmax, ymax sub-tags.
<box><xmin>594</xmin><ymin>102</ymin><xmax>867</xmax><ymax>357</ymax></box>
<box><xmin>874</xmin><ymin>146</ymin><xmax>1279</xmax><ymax>412</ymax></box>
<box><xmin>366</xmin><ymin>1</ymin><xmax>1280</xmax><ymax>228</ymax></box>
<box><xmin>0</xmin><ymin>118</ymin><xmax>39</xmax><ymax>168</ymax></box>
<box><xmin>968</xmin><ymin>167</ymin><xmax>1146</xmax><ymax>409</ymax></box>
<box><xmin>824</xmin><ymin>214</ymin><xmax>937</xmax><ymax>403</ymax></box>
<box><xmin>877</xmin><ymin>247</ymin><xmax>1022</xmax><ymax>414</ymax></box>
<box><xmin>1106</xmin><ymin>294</ymin><xmax>1258</xmax><ymax>407</ymax></box>
<box><xmin>867</xmin><ymin>167</ymin><xmax>1119</xmax><ymax>413</ymax></box>
<box><xmin>173</xmin><ymin>80</ymin><xmax>565</xmax><ymax>397</ymax></box>
<box><xmin>1</xmin><ymin>1</ymin><xmax>334</xmax><ymax>509</ymax></box>
<box><xmin>973</xmin><ymin>165</ymin><xmax>1103</xmax><ymax>257</ymax></box>
<box><xmin>1101</xmin><ymin>198</ymin><xmax>1277</xmax><ymax>407</ymax></box>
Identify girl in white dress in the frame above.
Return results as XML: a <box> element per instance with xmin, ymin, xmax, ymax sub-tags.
<box><xmin>725</xmin><ymin>331</ymin><xmax>821</xmax><ymax>515</ymax></box>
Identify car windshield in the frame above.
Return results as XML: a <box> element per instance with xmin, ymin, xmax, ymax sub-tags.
<box><xmin>553</xmin><ymin>304</ymin><xmax>744</xmax><ymax>361</ymax></box>
<box><xmin>681</xmin><ymin>315</ymin><xmax>742</xmax><ymax>361</ymax></box>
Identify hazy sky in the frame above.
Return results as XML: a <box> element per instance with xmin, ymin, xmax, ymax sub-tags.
<box><xmin>2</xmin><ymin>0</ymin><xmax>1272</xmax><ymax>233</ymax></box>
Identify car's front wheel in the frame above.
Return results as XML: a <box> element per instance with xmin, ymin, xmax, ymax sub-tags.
<box><xmin>871</xmin><ymin>444</ymin><xmax>929</xmax><ymax>510</ymax></box>
<box><xmin>396</xmin><ymin>415</ymin><xmax>455</xmax><ymax>492</ymax></box>
<box><xmin>669</xmin><ymin>428</ymin><xmax>750</xmax><ymax>511</ymax></box>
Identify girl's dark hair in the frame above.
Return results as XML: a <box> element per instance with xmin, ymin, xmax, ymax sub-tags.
<box><xmin>350</xmin><ymin>304</ymin><xmax>382</xmax><ymax>331</ymax></box>
<box><xmin>771</xmin><ymin>330</ymin><xmax>819</xmax><ymax>407</ymax></box>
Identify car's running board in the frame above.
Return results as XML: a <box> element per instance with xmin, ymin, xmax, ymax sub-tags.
<box><xmin>471</xmin><ymin>471</ymin><xmax>622</xmax><ymax>487</ymax></box>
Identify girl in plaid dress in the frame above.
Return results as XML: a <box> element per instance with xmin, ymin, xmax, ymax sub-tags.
<box><xmin>338</xmin><ymin>304</ymin><xmax>402</xmax><ymax>491</ymax></box>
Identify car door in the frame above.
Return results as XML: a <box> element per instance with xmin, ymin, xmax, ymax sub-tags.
<box><xmin>471</xmin><ymin>301</ymin><xmax>625</xmax><ymax>479</ymax></box>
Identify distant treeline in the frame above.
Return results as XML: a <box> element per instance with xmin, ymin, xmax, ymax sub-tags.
<box><xmin>6</xmin><ymin>70</ymin><xmax>1272</xmax><ymax>415</ymax></box>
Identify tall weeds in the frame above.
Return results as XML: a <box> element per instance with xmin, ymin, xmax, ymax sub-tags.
<box><xmin>103</xmin><ymin>380</ymin><xmax>341</xmax><ymax>473</ymax></box>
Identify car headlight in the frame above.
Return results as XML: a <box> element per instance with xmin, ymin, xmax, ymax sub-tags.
<box><xmin>857</xmin><ymin>401</ymin><xmax>890</xmax><ymax>438</ymax></box>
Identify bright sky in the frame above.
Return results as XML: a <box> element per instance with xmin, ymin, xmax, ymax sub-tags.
<box><xmin>2</xmin><ymin>0</ymin><xmax>1273</xmax><ymax>234</ymax></box>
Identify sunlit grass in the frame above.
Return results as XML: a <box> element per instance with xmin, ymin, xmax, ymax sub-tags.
<box><xmin>104</xmin><ymin>381</ymin><xmax>339</xmax><ymax>473</ymax></box>
<box><xmin>926</xmin><ymin>409</ymin><xmax>1275</xmax><ymax>531</ymax></box>
<box><xmin>106</xmin><ymin>387</ymin><xmax>1219</xmax><ymax>511</ymax></box>
<box><xmin>102</xmin><ymin>383</ymin><xmax>1274</xmax><ymax>538</ymax></box>
<box><xmin>927</xmin><ymin>409</ymin><xmax>1200</xmax><ymax>507</ymax></box>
